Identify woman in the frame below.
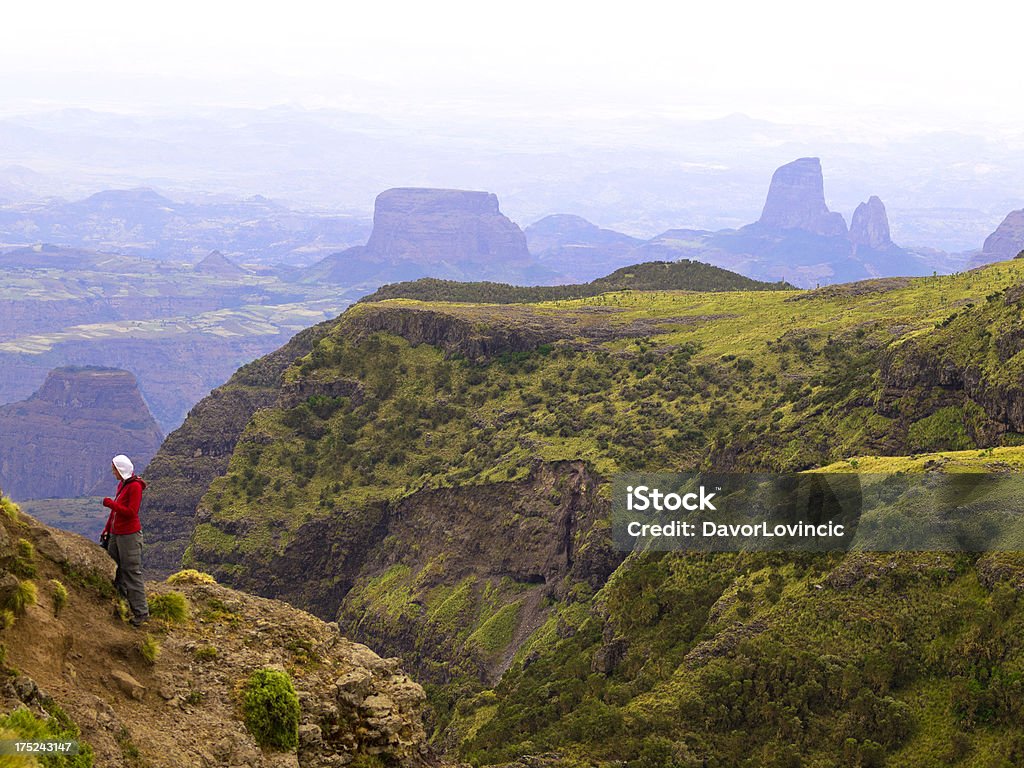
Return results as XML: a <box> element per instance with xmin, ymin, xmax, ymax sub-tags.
<box><xmin>101</xmin><ymin>454</ymin><xmax>149</xmax><ymax>627</ymax></box>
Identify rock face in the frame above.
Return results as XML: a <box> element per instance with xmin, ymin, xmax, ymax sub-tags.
<box><xmin>757</xmin><ymin>157</ymin><xmax>847</xmax><ymax>236</ymax></box>
<box><xmin>982</xmin><ymin>209</ymin><xmax>1024</xmax><ymax>261</ymax></box>
<box><xmin>366</xmin><ymin>188</ymin><xmax>529</xmax><ymax>267</ymax></box>
<box><xmin>0</xmin><ymin>366</ymin><xmax>163</xmax><ymax>500</ymax></box>
<box><xmin>308</xmin><ymin>188</ymin><xmax>533</xmax><ymax>284</ymax></box>
<box><xmin>849</xmin><ymin>196</ymin><xmax>892</xmax><ymax>248</ymax></box>
<box><xmin>194</xmin><ymin>249</ymin><xmax>249</xmax><ymax>276</ymax></box>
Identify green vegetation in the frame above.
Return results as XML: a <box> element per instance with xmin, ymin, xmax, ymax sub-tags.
<box><xmin>147</xmin><ymin>591</ymin><xmax>189</xmax><ymax>623</ymax></box>
<box><xmin>0</xmin><ymin>495</ymin><xmax>19</xmax><ymax>522</ymax></box>
<box><xmin>139</xmin><ymin>634</ymin><xmax>161</xmax><ymax>665</ymax></box>
<box><xmin>12</xmin><ymin>538</ymin><xmax>37</xmax><ymax>578</ymax></box>
<box><xmin>176</xmin><ymin>258</ymin><xmax>1024</xmax><ymax>765</ymax></box>
<box><xmin>241</xmin><ymin>668</ymin><xmax>300</xmax><ymax>750</ymax></box>
<box><xmin>0</xmin><ymin>705</ymin><xmax>94</xmax><ymax>766</ymax></box>
<box><xmin>7</xmin><ymin>579</ymin><xmax>37</xmax><ymax>616</ymax></box>
<box><xmin>458</xmin><ymin>551</ymin><xmax>1024</xmax><ymax>767</ymax></box>
<box><xmin>50</xmin><ymin>579</ymin><xmax>68</xmax><ymax>616</ymax></box>
<box><xmin>0</xmin><ymin>609</ymin><xmax>15</xmax><ymax>631</ymax></box>
<box><xmin>360</xmin><ymin>260</ymin><xmax>794</xmax><ymax>304</ymax></box>
<box><xmin>165</xmin><ymin>568</ymin><xmax>217</xmax><ymax>585</ymax></box>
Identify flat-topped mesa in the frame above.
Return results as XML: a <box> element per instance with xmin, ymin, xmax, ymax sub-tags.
<box><xmin>849</xmin><ymin>195</ymin><xmax>893</xmax><ymax>249</ymax></box>
<box><xmin>365</xmin><ymin>187</ymin><xmax>531</xmax><ymax>267</ymax></box>
<box><xmin>0</xmin><ymin>366</ymin><xmax>163</xmax><ymax>499</ymax></box>
<box><xmin>982</xmin><ymin>209</ymin><xmax>1024</xmax><ymax>261</ymax></box>
<box><xmin>758</xmin><ymin>157</ymin><xmax>848</xmax><ymax>236</ymax></box>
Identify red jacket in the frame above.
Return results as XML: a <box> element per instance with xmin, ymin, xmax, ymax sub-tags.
<box><xmin>102</xmin><ymin>476</ymin><xmax>146</xmax><ymax>535</ymax></box>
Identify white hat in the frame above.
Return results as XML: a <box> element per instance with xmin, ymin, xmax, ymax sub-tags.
<box><xmin>112</xmin><ymin>455</ymin><xmax>134</xmax><ymax>480</ymax></box>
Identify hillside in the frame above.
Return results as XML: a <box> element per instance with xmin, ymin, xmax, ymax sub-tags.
<box><xmin>0</xmin><ymin>495</ymin><xmax>435</xmax><ymax>767</ymax></box>
<box><xmin>144</xmin><ymin>258</ymin><xmax>1024</xmax><ymax>765</ymax></box>
<box><xmin>359</xmin><ymin>259</ymin><xmax>794</xmax><ymax>304</ymax></box>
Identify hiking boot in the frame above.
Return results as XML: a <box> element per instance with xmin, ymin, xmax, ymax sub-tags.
<box><xmin>130</xmin><ymin>615</ymin><xmax>150</xmax><ymax>628</ymax></box>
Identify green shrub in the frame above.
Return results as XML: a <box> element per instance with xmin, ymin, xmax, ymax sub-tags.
<box><xmin>50</xmin><ymin>579</ymin><xmax>68</xmax><ymax>616</ymax></box>
<box><xmin>0</xmin><ymin>705</ymin><xmax>95</xmax><ymax>766</ymax></box>
<box><xmin>8</xmin><ymin>579</ymin><xmax>37</xmax><ymax>616</ymax></box>
<box><xmin>139</xmin><ymin>634</ymin><xmax>160</xmax><ymax>665</ymax></box>
<box><xmin>242</xmin><ymin>668</ymin><xmax>300</xmax><ymax>750</ymax></box>
<box><xmin>166</xmin><ymin>569</ymin><xmax>216</xmax><ymax>585</ymax></box>
<box><xmin>148</xmin><ymin>591</ymin><xmax>189</xmax><ymax>623</ymax></box>
<box><xmin>0</xmin><ymin>496</ymin><xmax>19</xmax><ymax>523</ymax></box>
<box><xmin>0</xmin><ymin>608</ymin><xmax>15</xmax><ymax>630</ymax></box>
<box><xmin>13</xmin><ymin>538</ymin><xmax>37</xmax><ymax>578</ymax></box>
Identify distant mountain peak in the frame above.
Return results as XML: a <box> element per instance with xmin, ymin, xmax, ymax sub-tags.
<box><xmin>982</xmin><ymin>209</ymin><xmax>1024</xmax><ymax>261</ymax></box>
<box><xmin>758</xmin><ymin>157</ymin><xmax>847</xmax><ymax>236</ymax></box>
<box><xmin>194</xmin><ymin>249</ymin><xmax>249</xmax><ymax>276</ymax></box>
<box><xmin>849</xmin><ymin>195</ymin><xmax>892</xmax><ymax>248</ymax></box>
<box><xmin>83</xmin><ymin>187</ymin><xmax>174</xmax><ymax>207</ymax></box>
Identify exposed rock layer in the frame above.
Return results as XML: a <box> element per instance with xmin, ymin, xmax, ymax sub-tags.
<box><xmin>757</xmin><ymin>157</ymin><xmax>847</xmax><ymax>236</ymax></box>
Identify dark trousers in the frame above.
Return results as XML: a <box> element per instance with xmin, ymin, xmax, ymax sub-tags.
<box><xmin>108</xmin><ymin>532</ymin><xmax>149</xmax><ymax>620</ymax></box>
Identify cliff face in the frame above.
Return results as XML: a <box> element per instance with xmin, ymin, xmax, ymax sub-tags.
<box><xmin>0</xmin><ymin>498</ymin><xmax>435</xmax><ymax>767</ymax></box>
<box><xmin>309</xmin><ymin>188</ymin><xmax>533</xmax><ymax>284</ymax></box>
<box><xmin>849</xmin><ymin>195</ymin><xmax>892</xmax><ymax>249</ymax></box>
<box><xmin>0</xmin><ymin>367</ymin><xmax>163</xmax><ymax>500</ymax></box>
<box><xmin>189</xmin><ymin>460</ymin><xmax>619</xmax><ymax>685</ymax></box>
<box><xmin>757</xmin><ymin>157</ymin><xmax>848</xmax><ymax>236</ymax></box>
<box><xmin>982</xmin><ymin>209</ymin><xmax>1024</xmax><ymax>261</ymax></box>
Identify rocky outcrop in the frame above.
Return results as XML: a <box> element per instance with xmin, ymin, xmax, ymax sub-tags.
<box><xmin>367</xmin><ymin>188</ymin><xmax>529</xmax><ymax>266</ymax></box>
<box><xmin>0</xmin><ymin>367</ymin><xmax>163</xmax><ymax>500</ymax></box>
<box><xmin>982</xmin><ymin>209</ymin><xmax>1024</xmax><ymax>261</ymax></box>
<box><xmin>194</xmin><ymin>249</ymin><xmax>249</xmax><ymax>276</ymax></box>
<box><xmin>849</xmin><ymin>196</ymin><xmax>892</xmax><ymax>248</ymax></box>
<box><xmin>346</xmin><ymin>304</ymin><xmax>573</xmax><ymax>361</ymax></box>
<box><xmin>757</xmin><ymin>157</ymin><xmax>847</xmax><ymax>236</ymax></box>
<box><xmin>309</xmin><ymin>188</ymin><xmax>533</xmax><ymax>284</ymax></box>
<box><xmin>0</xmin><ymin>500</ymin><xmax>437</xmax><ymax>767</ymax></box>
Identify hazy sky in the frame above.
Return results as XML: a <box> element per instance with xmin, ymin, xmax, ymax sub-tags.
<box><xmin>3</xmin><ymin>1</ymin><xmax>1022</xmax><ymax>130</ymax></box>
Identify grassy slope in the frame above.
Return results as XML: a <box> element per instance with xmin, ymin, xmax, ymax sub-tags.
<box><xmin>359</xmin><ymin>259</ymin><xmax>795</xmax><ymax>304</ymax></box>
<box><xmin>182</xmin><ymin>259</ymin><xmax>1024</xmax><ymax>766</ymax></box>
